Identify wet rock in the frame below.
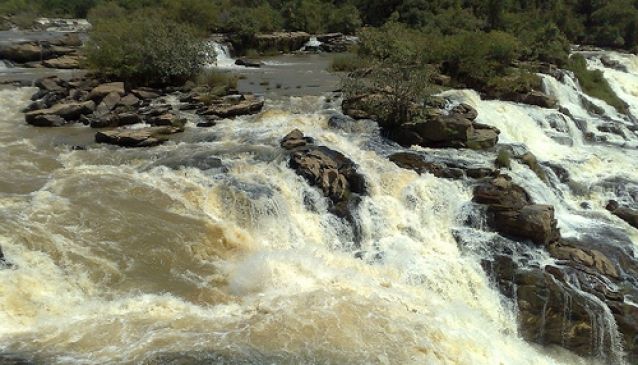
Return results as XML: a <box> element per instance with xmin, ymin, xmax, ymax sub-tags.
<box><xmin>516</xmin><ymin>91</ymin><xmax>558</xmax><ymax>109</ymax></box>
<box><xmin>0</xmin><ymin>353</ymin><xmax>35</xmax><ymax>365</ymax></box>
<box><xmin>50</xmin><ymin>33</ymin><xmax>83</xmax><ymax>47</ymax></box>
<box><xmin>89</xmin><ymin>113</ymin><xmax>142</xmax><ymax>128</ymax></box>
<box><xmin>148</xmin><ymin>113</ymin><xmax>187</xmax><ymax>129</ymax></box>
<box><xmin>473</xmin><ymin>175</ymin><xmax>560</xmax><ymax>244</ymax></box>
<box><xmin>606</xmin><ymin>201</ymin><xmax>638</xmax><ymax>229</ymax></box>
<box><xmin>281</xmin><ymin>129</ymin><xmax>366</xmax><ymax>218</ymax></box>
<box><xmin>132</xmin><ymin>88</ymin><xmax>161</xmax><ymax>100</ymax></box>
<box><xmin>152</xmin><ymin>151</ymin><xmax>224</xmax><ymax>171</ymax></box>
<box><xmin>548</xmin><ymin>240</ymin><xmax>620</xmax><ymax>279</ymax></box>
<box><xmin>95</xmin><ymin>126</ymin><xmax>183</xmax><ymax>148</ymax></box>
<box><xmin>388</xmin><ymin>115</ymin><xmax>500</xmax><ymax>150</ymax></box>
<box><xmin>597</xmin><ymin>123</ymin><xmax>626</xmax><ymax>138</ymax></box>
<box><xmin>201</xmin><ymin>98</ymin><xmax>264</xmax><ymax>118</ymax></box>
<box><xmin>389</xmin><ymin>152</ymin><xmax>465</xmax><ymax>179</ymax></box>
<box><xmin>35</xmin><ymin>76</ymin><xmax>64</xmax><ymax>92</ymax></box>
<box><xmin>196</xmin><ymin>121</ymin><xmax>216</xmax><ymax>128</ymax></box>
<box><xmin>235</xmin><ymin>58</ymin><xmax>262</xmax><ymax>68</ymax></box>
<box><xmin>25</xmin><ymin>101</ymin><xmax>95</xmax><ymax>125</ymax></box>
<box><xmin>27</xmin><ymin>114</ymin><xmax>66</xmax><ymax>127</ymax></box>
<box><xmin>450</xmin><ymin>103</ymin><xmax>478</xmax><ymax>120</ymax></box>
<box><xmin>600</xmin><ymin>55</ymin><xmax>628</xmax><ymax>72</ymax></box>
<box><xmin>89</xmin><ymin>82</ymin><xmax>125</xmax><ymax>101</ymax></box>
<box><xmin>0</xmin><ymin>42</ymin><xmax>51</xmax><ymax>63</ymax></box>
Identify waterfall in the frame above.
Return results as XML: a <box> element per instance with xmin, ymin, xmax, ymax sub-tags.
<box><xmin>0</xmin><ymin>51</ymin><xmax>637</xmax><ymax>364</ymax></box>
<box><xmin>207</xmin><ymin>41</ymin><xmax>237</xmax><ymax>69</ymax></box>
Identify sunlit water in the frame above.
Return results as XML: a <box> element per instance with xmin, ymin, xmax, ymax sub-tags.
<box><xmin>0</xmin><ymin>50</ymin><xmax>637</xmax><ymax>365</ymax></box>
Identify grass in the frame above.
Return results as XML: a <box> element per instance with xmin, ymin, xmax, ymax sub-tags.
<box><xmin>195</xmin><ymin>70</ymin><xmax>238</xmax><ymax>97</ymax></box>
<box><xmin>330</xmin><ymin>53</ymin><xmax>367</xmax><ymax>72</ymax></box>
<box><xmin>566</xmin><ymin>54</ymin><xmax>627</xmax><ymax>114</ymax></box>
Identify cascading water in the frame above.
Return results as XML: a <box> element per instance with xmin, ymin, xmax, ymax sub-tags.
<box><xmin>208</xmin><ymin>41</ymin><xmax>237</xmax><ymax>69</ymax></box>
<box><xmin>1</xmin><ymin>50</ymin><xmax>638</xmax><ymax>365</ymax></box>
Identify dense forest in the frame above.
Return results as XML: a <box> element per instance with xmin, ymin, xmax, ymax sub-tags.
<box><xmin>2</xmin><ymin>0</ymin><xmax>638</xmax><ymax>51</ymax></box>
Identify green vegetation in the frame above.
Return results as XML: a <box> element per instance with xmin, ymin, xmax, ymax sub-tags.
<box><xmin>85</xmin><ymin>11</ymin><xmax>210</xmax><ymax>86</ymax></box>
<box><xmin>330</xmin><ymin>53</ymin><xmax>367</xmax><ymax>72</ymax></box>
<box><xmin>566</xmin><ymin>54</ymin><xmax>627</xmax><ymax>113</ymax></box>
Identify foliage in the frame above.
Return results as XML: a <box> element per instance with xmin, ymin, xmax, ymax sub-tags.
<box><xmin>195</xmin><ymin>70</ymin><xmax>238</xmax><ymax>97</ymax></box>
<box><xmin>566</xmin><ymin>54</ymin><xmax>627</xmax><ymax>113</ymax></box>
<box><xmin>85</xmin><ymin>11</ymin><xmax>210</xmax><ymax>86</ymax></box>
<box><xmin>330</xmin><ymin>53</ymin><xmax>367</xmax><ymax>72</ymax></box>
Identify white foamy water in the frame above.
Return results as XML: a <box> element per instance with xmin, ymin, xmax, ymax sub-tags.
<box><xmin>207</xmin><ymin>41</ymin><xmax>237</xmax><ymax>69</ymax></box>
<box><xmin>1</xmin><ymin>51</ymin><xmax>637</xmax><ymax>365</ymax></box>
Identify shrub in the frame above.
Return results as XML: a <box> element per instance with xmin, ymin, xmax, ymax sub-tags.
<box><xmin>85</xmin><ymin>10</ymin><xmax>210</xmax><ymax>86</ymax></box>
<box><xmin>566</xmin><ymin>54</ymin><xmax>627</xmax><ymax>113</ymax></box>
<box><xmin>330</xmin><ymin>53</ymin><xmax>367</xmax><ymax>72</ymax></box>
<box><xmin>162</xmin><ymin>0</ymin><xmax>220</xmax><ymax>33</ymax></box>
<box><xmin>196</xmin><ymin>69</ymin><xmax>238</xmax><ymax>96</ymax></box>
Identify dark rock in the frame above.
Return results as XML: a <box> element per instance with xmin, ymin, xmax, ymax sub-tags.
<box><xmin>506</xmin><ymin>91</ymin><xmax>558</xmax><ymax>109</ymax></box>
<box><xmin>196</xmin><ymin>121</ymin><xmax>216</xmax><ymax>128</ymax></box>
<box><xmin>450</xmin><ymin>103</ymin><xmax>478</xmax><ymax>120</ymax></box>
<box><xmin>27</xmin><ymin>114</ymin><xmax>66</xmax><ymax>127</ymax></box>
<box><xmin>597</xmin><ymin>123</ymin><xmax>626</xmax><ymax>138</ymax></box>
<box><xmin>600</xmin><ymin>55</ymin><xmax>628</xmax><ymax>72</ymax></box>
<box><xmin>35</xmin><ymin>76</ymin><xmax>63</xmax><ymax>92</ymax></box>
<box><xmin>95</xmin><ymin>126</ymin><xmax>183</xmax><ymax>148</ymax></box>
<box><xmin>606</xmin><ymin>202</ymin><xmax>638</xmax><ymax>229</ymax></box>
<box><xmin>25</xmin><ymin>101</ymin><xmax>95</xmax><ymax>125</ymax></box>
<box><xmin>148</xmin><ymin>113</ymin><xmax>187</xmax><ymax>129</ymax></box>
<box><xmin>132</xmin><ymin>88</ymin><xmax>161</xmax><ymax>100</ymax></box>
<box><xmin>95</xmin><ymin>91</ymin><xmax>121</xmax><ymax>115</ymax></box>
<box><xmin>0</xmin><ymin>42</ymin><xmax>51</xmax><ymax>63</ymax></box>
<box><xmin>235</xmin><ymin>58</ymin><xmax>262</xmax><ymax>68</ymax></box>
<box><xmin>90</xmin><ymin>113</ymin><xmax>142</xmax><ymax>128</ymax></box>
<box><xmin>152</xmin><ymin>152</ymin><xmax>224</xmax><ymax>171</ymax></box>
<box><xmin>473</xmin><ymin>175</ymin><xmax>560</xmax><ymax>244</ymax></box>
<box><xmin>201</xmin><ymin>98</ymin><xmax>264</xmax><ymax>118</ymax></box>
<box><xmin>389</xmin><ymin>152</ymin><xmax>465</xmax><ymax>179</ymax></box>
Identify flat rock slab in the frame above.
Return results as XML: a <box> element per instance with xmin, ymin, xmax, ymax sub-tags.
<box><xmin>95</xmin><ymin>126</ymin><xmax>183</xmax><ymax>148</ymax></box>
<box><xmin>203</xmin><ymin>99</ymin><xmax>264</xmax><ymax>118</ymax></box>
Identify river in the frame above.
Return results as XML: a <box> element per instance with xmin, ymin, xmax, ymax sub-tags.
<box><xmin>0</xmin><ymin>44</ymin><xmax>637</xmax><ymax>364</ymax></box>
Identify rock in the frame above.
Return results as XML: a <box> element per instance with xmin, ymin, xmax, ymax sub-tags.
<box><xmin>606</xmin><ymin>201</ymin><xmax>638</xmax><ymax>229</ymax></box>
<box><xmin>518</xmin><ymin>91</ymin><xmax>558</xmax><ymax>109</ymax></box>
<box><xmin>90</xmin><ymin>113</ymin><xmax>142</xmax><ymax>128</ymax></box>
<box><xmin>42</xmin><ymin>54</ymin><xmax>80</xmax><ymax>69</ymax></box>
<box><xmin>132</xmin><ymin>88</ymin><xmax>160</xmax><ymax>100</ymax></box>
<box><xmin>235</xmin><ymin>58</ymin><xmax>262</xmax><ymax>68</ymax></box>
<box><xmin>35</xmin><ymin>76</ymin><xmax>63</xmax><ymax>92</ymax></box>
<box><xmin>450</xmin><ymin>103</ymin><xmax>478</xmax><ymax>120</ymax></box>
<box><xmin>252</xmin><ymin>32</ymin><xmax>311</xmax><ymax>53</ymax></box>
<box><xmin>0</xmin><ymin>43</ymin><xmax>50</xmax><ymax>63</ymax></box>
<box><xmin>196</xmin><ymin>121</ymin><xmax>216</xmax><ymax>128</ymax></box>
<box><xmin>548</xmin><ymin>240</ymin><xmax>620</xmax><ymax>279</ymax></box>
<box><xmin>473</xmin><ymin>175</ymin><xmax>560</xmax><ymax>244</ymax></box>
<box><xmin>25</xmin><ymin>101</ymin><xmax>95</xmax><ymax>125</ymax></box>
<box><xmin>27</xmin><ymin>114</ymin><xmax>66</xmax><ymax>127</ymax></box>
<box><xmin>600</xmin><ymin>55</ymin><xmax>628</xmax><ymax>72</ymax></box>
<box><xmin>118</xmin><ymin>94</ymin><xmax>140</xmax><ymax>108</ymax></box>
<box><xmin>50</xmin><ymin>33</ymin><xmax>83</xmax><ymax>47</ymax></box>
<box><xmin>281</xmin><ymin>130</ymin><xmax>366</xmax><ymax>218</ymax></box>
<box><xmin>202</xmin><ymin>98</ymin><xmax>264</xmax><ymax>118</ymax></box>
<box><xmin>388</xmin><ymin>116</ymin><xmax>500</xmax><ymax>150</ymax></box>
<box><xmin>95</xmin><ymin>126</ymin><xmax>183</xmax><ymax>148</ymax></box>
<box><xmin>96</xmin><ymin>92</ymin><xmax>121</xmax><ymax>115</ymax></box>
<box><xmin>89</xmin><ymin>82</ymin><xmax>125</xmax><ymax>101</ymax></box>
<box><xmin>148</xmin><ymin>113</ymin><xmax>187</xmax><ymax>129</ymax></box>
<box><xmin>152</xmin><ymin>152</ymin><xmax>224</xmax><ymax>171</ymax></box>
<box><xmin>389</xmin><ymin>152</ymin><xmax>464</xmax><ymax>179</ymax></box>
<box><xmin>597</xmin><ymin>123</ymin><xmax>626</xmax><ymax>138</ymax></box>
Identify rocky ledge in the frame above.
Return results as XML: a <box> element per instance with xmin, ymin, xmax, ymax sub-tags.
<box><xmin>0</xmin><ymin>33</ymin><xmax>83</xmax><ymax>69</ymax></box>
<box><xmin>343</xmin><ymin>97</ymin><xmax>500</xmax><ymax>150</ymax></box>
<box><xmin>281</xmin><ymin>129</ymin><xmax>367</xmax><ymax>236</ymax></box>
<box><xmin>24</xmin><ymin>76</ymin><xmax>264</xmax><ymax>147</ymax></box>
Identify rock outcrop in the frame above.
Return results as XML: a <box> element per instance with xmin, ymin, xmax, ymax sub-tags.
<box><xmin>0</xmin><ymin>33</ymin><xmax>84</xmax><ymax>69</ymax></box>
<box><xmin>389</xmin><ymin>152</ymin><xmax>495</xmax><ymax>180</ymax></box>
<box><xmin>606</xmin><ymin>200</ymin><xmax>638</xmax><ymax>229</ymax></box>
<box><xmin>473</xmin><ymin>175</ymin><xmax>560</xmax><ymax>244</ymax></box>
<box><xmin>281</xmin><ymin>129</ymin><xmax>366</xmax><ymax>222</ymax></box>
<box><xmin>95</xmin><ymin>126</ymin><xmax>183</xmax><ymax>148</ymax></box>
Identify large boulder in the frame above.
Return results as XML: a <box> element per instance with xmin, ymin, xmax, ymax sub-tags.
<box><xmin>95</xmin><ymin>126</ymin><xmax>183</xmax><ymax>148</ymax></box>
<box><xmin>606</xmin><ymin>201</ymin><xmax>638</xmax><ymax>229</ymax></box>
<box><xmin>42</xmin><ymin>54</ymin><xmax>80</xmax><ymax>69</ymax></box>
<box><xmin>89</xmin><ymin>113</ymin><xmax>142</xmax><ymax>128</ymax></box>
<box><xmin>201</xmin><ymin>98</ymin><xmax>264</xmax><ymax>118</ymax></box>
<box><xmin>281</xmin><ymin>129</ymin><xmax>366</xmax><ymax>220</ymax></box>
<box><xmin>0</xmin><ymin>43</ymin><xmax>50</xmax><ymax>63</ymax></box>
<box><xmin>25</xmin><ymin>101</ymin><xmax>95</xmax><ymax>126</ymax></box>
<box><xmin>89</xmin><ymin>82</ymin><xmax>126</xmax><ymax>101</ymax></box>
<box><xmin>389</xmin><ymin>152</ymin><xmax>464</xmax><ymax>179</ymax></box>
<box><xmin>473</xmin><ymin>175</ymin><xmax>560</xmax><ymax>244</ymax></box>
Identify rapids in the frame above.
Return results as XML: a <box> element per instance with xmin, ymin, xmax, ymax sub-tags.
<box><xmin>1</xmin><ymin>50</ymin><xmax>637</xmax><ymax>365</ymax></box>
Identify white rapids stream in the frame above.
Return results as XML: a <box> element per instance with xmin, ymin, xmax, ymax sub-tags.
<box><xmin>0</xmin><ymin>50</ymin><xmax>637</xmax><ymax>365</ymax></box>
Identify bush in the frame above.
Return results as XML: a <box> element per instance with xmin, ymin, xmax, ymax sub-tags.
<box><xmin>566</xmin><ymin>54</ymin><xmax>627</xmax><ymax>113</ymax></box>
<box><xmin>330</xmin><ymin>53</ymin><xmax>367</xmax><ymax>72</ymax></box>
<box><xmin>162</xmin><ymin>0</ymin><xmax>220</xmax><ymax>33</ymax></box>
<box><xmin>85</xmin><ymin>10</ymin><xmax>210</xmax><ymax>86</ymax></box>
<box><xmin>195</xmin><ymin>70</ymin><xmax>238</xmax><ymax>97</ymax></box>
